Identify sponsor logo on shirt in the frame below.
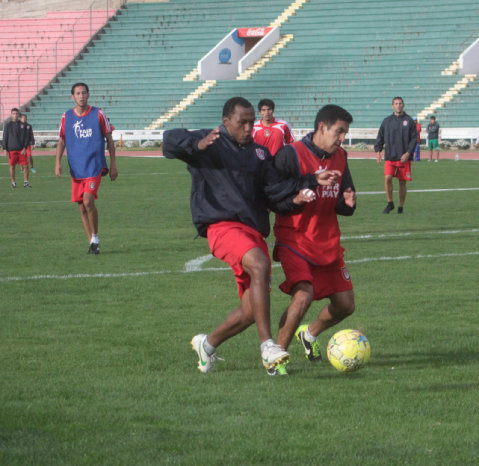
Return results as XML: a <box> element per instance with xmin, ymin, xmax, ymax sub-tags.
<box><xmin>73</xmin><ymin>120</ymin><xmax>93</xmax><ymax>138</ymax></box>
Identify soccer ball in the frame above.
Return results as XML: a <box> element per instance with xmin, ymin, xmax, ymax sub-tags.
<box><xmin>327</xmin><ymin>329</ymin><xmax>371</xmax><ymax>372</ymax></box>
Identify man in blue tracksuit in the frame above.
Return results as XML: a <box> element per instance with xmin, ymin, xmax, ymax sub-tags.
<box><xmin>374</xmin><ymin>97</ymin><xmax>417</xmax><ymax>214</ymax></box>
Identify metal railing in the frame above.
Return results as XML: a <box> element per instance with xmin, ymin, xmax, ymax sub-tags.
<box><xmin>0</xmin><ymin>0</ymin><xmax>124</xmax><ymax>122</ymax></box>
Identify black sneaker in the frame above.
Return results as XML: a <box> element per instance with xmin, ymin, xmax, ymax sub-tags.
<box><xmin>398</xmin><ymin>206</ymin><xmax>404</xmax><ymax>214</ymax></box>
<box><xmin>383</xmin><ymin>202</ymin><xmax>394</xmax><ymax>214</ymax></box>
<box><xmin>23</xmin><ymin>182</ymin><xmax>32</xmax><ymax>188</ymax></box>
<box><xmin>88</xmin><ymin>243</ymin><xmax>100</xmax><ymax>255</ymax></box>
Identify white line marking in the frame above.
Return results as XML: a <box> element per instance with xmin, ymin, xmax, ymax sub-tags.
<box><xmin>358</xmin><ymin>187</ymin><xmax>479</xmax><ymax>195</ymax></box>
<box><xmin>1</xmin><ymin>251</ymin><xmax>478</xmax><ymax>283</ymax></box>
<box><xmin>184</xmin><ymin>254</ymin><xmax>213</xmax><ymax>272</ymax></box>
<box><xmin>342</xmin><ymin>228</ymin><xmax>479</xmax><ymax>241</ymax></box>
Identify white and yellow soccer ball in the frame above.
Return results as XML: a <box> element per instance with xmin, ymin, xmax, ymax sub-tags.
<box><xmin>327</xmin><ymin>329</ymin><xmax>371</xmax><ymax>372</ymax></box>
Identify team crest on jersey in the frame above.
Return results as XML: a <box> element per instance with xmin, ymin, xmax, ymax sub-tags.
<box><xmin>403</xmin><ymin>121</ymin><xmax>408</xmax><ymax>126</ymax></box>
<box><xmin>89</xmin><ymin>181</ymin><xmax>96</xmax><ymax>190</ymax></box>
<box><xmin>255</xmin><ymin>148</ymin><xmax>265</xmax><ymax>160</ymax></box>
<box><xmin>264</xmin><ymin>129</ymin><xmax>270</xmax><ymax>137</ymax></box>
<box><xmin>341</xmin><ymin>267</ymin><xmax>351</xmax><ymax>281</ymax></box>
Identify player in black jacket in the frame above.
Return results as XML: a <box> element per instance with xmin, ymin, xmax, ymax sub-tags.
<box><xmin>163</xmin><ymin>96</ymin><xmax>339</xmax><ymax>375</ymax></box>
<box><xmin>2</xmin><ymin>108</ymin><xmax>30</xmax><ymax>188</ymax></box>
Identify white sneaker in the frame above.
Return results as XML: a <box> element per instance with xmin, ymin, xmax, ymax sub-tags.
<box><xmin>191</xmin><ymin>334</ymin><xmax>216</xmax><ymax>373</ymax></box>
<box><xmin>261</xmin><ymin>341</ymin><xmax>290</xmax><ymax>369</ymax></box>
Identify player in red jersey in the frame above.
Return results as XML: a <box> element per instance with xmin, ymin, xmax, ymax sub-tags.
<box><xmin>20</xmin><ymin>114</ymin><xmax>37</xmax><ymax>174</ymax></box>
<box><xmin>270</xmin><ymin>105</ymin><xmax>357</xmax><ymax>375</ymax></box>
<box><xmin>55</xmin><ymin>83</ymin><xmax>118</xmax><ymax>254</ymax></box>
<box><xmin>252</xmin><ymin>99</ymin><xmax>295</xmax><ymax>155</ymax></box>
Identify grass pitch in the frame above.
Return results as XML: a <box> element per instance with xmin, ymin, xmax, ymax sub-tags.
<box><xmin>1</xmin><ymin>156</ymin><xmax>478</xmax><ymax>465</ymax></box>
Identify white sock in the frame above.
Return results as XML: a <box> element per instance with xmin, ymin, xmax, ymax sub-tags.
<box><xmin>305</xmin><ymin>327</ymin><xmax>317</xmax><ymax>342</ymax></box>
<box><xmin>203</xmin><ymin>337</ymin><xmax>216</xmax><ymax>356</ymax></box>
<box><xmin>91</xmin><ymin>234</ymin><xmax>99</xmax><ymax>244</ymax></box>
<box><xmin>260</xmin><ymin>339</ymin><xmax>275</xmax><ymax>352</ymax></box>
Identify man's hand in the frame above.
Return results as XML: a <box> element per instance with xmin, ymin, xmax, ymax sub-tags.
<box><xmin>376</xmin><ymin>151</ymin><xmax>382</xmax><ymax>164</ymax></box>
<box><xmin>197</xmin><ymin>127</ymin><xmax>220</xmax><ymax>150</ymax></box>
<box><xmin>315</xmin><ymin>169</ymin><xmax>341</xmax><ymax>186</ymax></box>
<box><xmin>400</xmin><ymin>152</ymin><xmax>410</xmax><ymax>163</ymax></box>
<box><xmin>109</xmin><ymin>163</ymin><xmax>118</xmax><ymax>181</ymax></box>
<box><xmin>293</xmin><ymin>188</ymin><xmax>316</xmax><ymax>205</ymax></box>
<box><xmin>55</xmin><ymin>162</ymin><xmax>62</xmax><ymax>177</ymax></box>
<box><xmin>343</xmin><ymin>187</ymin><xmax>356</xmax><ymax>207</ymax></box>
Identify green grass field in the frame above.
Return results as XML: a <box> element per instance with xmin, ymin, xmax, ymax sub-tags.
<box><xmin>1</xmin><ymin>156</ymin><xmax>478</xmax><ymax>465</ymax></box>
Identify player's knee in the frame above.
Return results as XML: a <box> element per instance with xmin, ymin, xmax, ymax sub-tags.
<box><xmin>243</xmin><ymin>249</ymin><xmax>270</xmax><ymax>282</ymax></box>
<box><xmin>291</xmin><ymin>283</ymin><xmax>314</xmax><ymax>312</ymax></box>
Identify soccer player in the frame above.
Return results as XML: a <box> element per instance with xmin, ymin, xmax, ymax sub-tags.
<box><xmin>2</xmin><ymin>108</ymin><xmax>30</xmax><ymax>188</ymax></box>
<box><xmin>162</xmin><ymin>97</ymin><xmax>339</xmax><ymax>375</ymax></box>
<box><xmin>374</xmin><ymin>97</ymin><xmax>417</xmax><ymax>214</ymax></box>
<box><xmin>271</xmin><ymin>104</ymin><xmax>357</xmax><ymax>375</ymax></box>
<box><xmin>426</xmin><ymin>116</ymin><xmax>440</xmax><ymax>162</ymax></box>
<box><xmin>20</xmin><ymin>114</ymin><xmax>37</xmax><ymax>174</ymax></box>
<box><xmin>252</xmin><ymin>98</ymin><xmax>295</xmax><ymax>155</ymax></box>
<box><xmin>55</xmin><ymin>82</ymin><xmax>118</xmax><ymax>254</ymax></box>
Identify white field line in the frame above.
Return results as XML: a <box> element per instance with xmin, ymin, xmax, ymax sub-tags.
<box><xmin>1</xmin><ymin>251</ymin><xmax>478</xmax><ymax>283</ymax></box>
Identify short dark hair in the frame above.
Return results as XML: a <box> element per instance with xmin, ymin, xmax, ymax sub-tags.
<box><xmin>11</xmin><ymin>108</ymin><xmax>20</xmax><ymax>113</ymax></box>
<box><xmin>313</xmin><ymin>105</ymin><xmax>353</xmax><ymax>132</ymax></box>
<box><xmin>71</xmin><ymin>82</ymin><xmax>89</xmax><ymax>95</ymax></box>
<box><xmin>223</xmin><ymin>96</ymin><xmax>253</xmax><ymax>118</ymax></box>
<box><xmin>392</xmin><ymin>96</ymin><xmax>404</xmax><ymax>104</ymax></box>
<box><xmin>258</xmin><ymin>98</ymin><xmax>275</xmax><ymax>112</ymax></box>
<box><xmin>430</xmin><ymin>116</ymin><xmax>436</xmax><ymax>121</ymax></box>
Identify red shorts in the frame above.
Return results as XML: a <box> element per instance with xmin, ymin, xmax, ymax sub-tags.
<box><xmin>207</xmin><ymin>221</ymin><xmax>271</xmax><ymax>298</ymax></box>
<box><xmin>385</xmin><ymin>160</ymin><xmax>412</xmax><ymax>181</ymax></box>
<box><xmin>26</xmin><ymin>146</ymin><xmax>32</xmax><ymax>158</ymax></box>
<box><xmin>275</xmin><ymin>246</ymin><xmax>353</xmax><ymax>301</ymax></box>
<box><xmin>8</xmin><ymin>150</ymin><xmax>27</xmax><ymax>166</ymax></box>
<box><xmin>71</xmin><ymin>175</ymin><xmax>103</xmax><ymax>203</ymax></box>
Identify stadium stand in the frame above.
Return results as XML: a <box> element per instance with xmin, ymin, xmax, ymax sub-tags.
<box><xmin>7</xmin><ymin>0</ymin><xmax>479</xmax><ymax>135</ymax></box>
<box><xmin>0</xmin><ymin>0</ymin><xmax>120</xmax><ymax>123</ymax></box>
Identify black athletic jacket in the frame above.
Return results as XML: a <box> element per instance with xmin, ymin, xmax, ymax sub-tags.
<box><xmin>163</xmin><ymin>126</ymin><xmax>318</xmax><ymax>237</ymax></box>
<box><xmin>374</xmin><ymin>113</ymin><xmax>417</xmax><ymax>161</ymax></box>
<box><xmin>2</xmin><ymin>120</ymin><xmax>28</xmax><ymax>152</ymax></box>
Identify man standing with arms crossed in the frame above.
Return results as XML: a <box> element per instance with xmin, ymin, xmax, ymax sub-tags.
<box><xmin>55</xmin><ymin>82</ymin><xmax>118</xmax><ymax>254</ymax></box>
<box><xmin>163</xmin><ymin>97</ymin><xmax>339</xmax><ymax>375</ymax></box>
<box><xmin>374</xmin><ymin>97</ymin><xmax>417</xmax><ymax>214</ymax></box>
<box><xmin>271</xmin><ymin>105</ymin><xmax>356</xmax><ymax>375</ymax></box>
<box><xmin>3</xmin><ymin>108</ymin><xmax>30</xmax><ymax>188</ymax></box>
<box><xmin>252</xmin><ymin>98</ymin><xmax>295</xmax><ymax>155</ymax></box>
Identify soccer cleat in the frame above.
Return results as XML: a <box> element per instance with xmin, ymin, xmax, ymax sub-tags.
<box><xmin>23</xmin><ymin>182</ymin><xmax>32</xmax><ymax>188</ymax></box>
<box><xmin>266</xmin><ymin>361</ymin><xmax>289</xmax><ymax>376</ymax></box>
<box><xmin>295</xmin><ymin>324</ymin><xmax>322</xmax><ymax>361</ymax></box>
<box><xmin>87</xmin><ymin>242</ymin><xmax>100</xmax><ymax>255</ymax></box>
<box><xmin>398</xmin><ymin>206</ymin><xmax>404</xmax><ymax>214</ymax></box>
<box><xmin>261</xmin><ymin>341</ymin><xmax>290</xmax><ymax>369</ymax></box>
<box><xmin>382</xmin><ymin>202</ymin><xmax>394</xmax><ymax>214</ymax></box>
<box><xmin>12</xmin><ymin>182</ymin><xmax>16</xmax><ymax>188</ymax></box>
<box><xmin>191</xmin><ymin>334</ymin><xmax>217</xmax><ymax>373</ymax></box>
<box><xmin>31</xmin><ymin>168</ymin><xmax>37</xmax><ymax>173</ymax></box>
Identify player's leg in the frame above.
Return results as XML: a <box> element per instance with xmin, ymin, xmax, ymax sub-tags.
<box><xmin>383</xmin><ymin>173</ymin><xmax>395</xmax><ymax>213</ymax></box>
<box><xmin>398</xmin><ymin>179</ymin><xmax>407</xmax><ymax>209</ymax></box>
<box><xmin>78</xmin><ymin>201</ymin><xmax>93</xmax><ymax>241</ymax></box>
<box><xmin>277</xmin><ymin>281</ymin><xmax>314</xmax><ymax>350</ymax></box>
<box><xmin>82</xmin><ymin>192</ymin><xmax>99</xmax><ymax>237</ymax></box>
<box><xmin>9</xmin><ymin>164</ymin><xmax>16</xmax><ymax>186</ymax></box>
<box><xmin>22</xmin><ymin>164</ymin><xmax>30</xmax><ymax>186</ymax></box>
<box><xmin>308</xmin><ymin>289</ymin><xmax>355</xmax><ymax>337</ymax></box>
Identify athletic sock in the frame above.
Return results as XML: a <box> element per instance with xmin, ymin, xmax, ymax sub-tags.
<box><xmin>305</xmin><ymin>327</ymin><xmax>317</xmax><ymax>342</ymax></box>
<box><xmin>91</xmin><ymin>234</ymin><xmax>99</xmax><ymax>244</ymax></box>
<box><xmin>260</xmin><ymin>339</ymin><xmax>275</xmax><ymax>352</ymax></box>
<box><xmin>203</xmin><ymin>337</ymin><xmax>216</xmax><ymax>356</ymax></box>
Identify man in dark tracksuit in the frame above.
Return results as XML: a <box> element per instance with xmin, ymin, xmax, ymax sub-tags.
<box><xmin>2</xmin><ymin>108</ymin><xmax>30</xmax><ymax>188</ymax></box>
<box><xmin>374</xmin><ymin>97</ymin><xmax>417</xmax><ymax>214</ymax></box>
<box><xmin>163</xmin><ymin>96</ymin><xmax>339</xmax><ymax>375</ymax></box>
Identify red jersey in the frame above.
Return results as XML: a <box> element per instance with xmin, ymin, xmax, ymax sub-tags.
<box><xmin>252</xmin><ymin>118</ymin><xmax>295</xmax><ymax>155</ymax></box>
<box><xmin>274</xmin><ymin>141</ymin><xmax>347</xmax><ymax>266</ymax></box>
<box><xmin>59</xmin><ymin>106</ymin><xmax>111</xmax><ymax>140</ymax></box>
<box><xmin>415</xmin><ymin>123</ymin><xmax>421</xmax><ymax>142</ymax></box>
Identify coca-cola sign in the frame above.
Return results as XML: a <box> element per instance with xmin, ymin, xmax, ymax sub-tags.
<box><xmin>237</xmin><ymin>27</ymin><xmax>273</xmax><ymax>38</ymax></box>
